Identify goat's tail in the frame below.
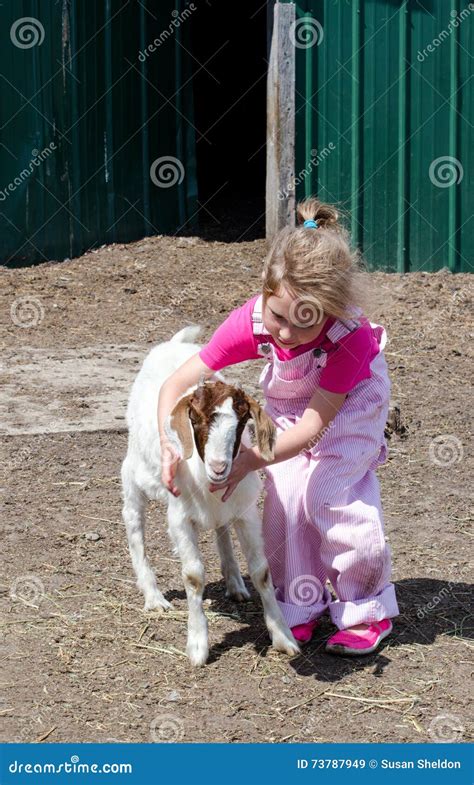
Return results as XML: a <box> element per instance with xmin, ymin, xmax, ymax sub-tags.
<box><xmin>169</xmin><ymin>324</ymin><xmax>202</xmax><ymax>345</ymax></box>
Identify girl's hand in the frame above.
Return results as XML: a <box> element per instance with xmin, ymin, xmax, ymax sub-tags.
<box><xmin>208</xmin><ymin>445</ymin><xmax>260</xmax><ymax>502</ymax></box>
<box><xmin>161</xmin><ymin>442</ymin><xmax>181</xmax><ymax>497</ymax></box>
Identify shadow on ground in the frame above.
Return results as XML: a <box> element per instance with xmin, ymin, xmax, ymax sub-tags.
<box><xmin>165</xmin><ymin>577</ymin><xmax>473</xmax><ymax>678</ymax></box>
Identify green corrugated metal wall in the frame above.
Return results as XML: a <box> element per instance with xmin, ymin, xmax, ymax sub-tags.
<box><xmin>0</xmin><ymin>0</ymin><xmax>197</xmax><ymax>265</ymax></box>
<box><xmin>2</xmin><ymin>1</ymin><xmax>472</xmax><ymax>270</ymax></box>
<box><xmin>289</xmin><ymin>0</ymin><xmax>473</xmax><ymax>272</ymax></box>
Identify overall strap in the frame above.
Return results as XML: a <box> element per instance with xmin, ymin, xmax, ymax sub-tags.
<box><xmin>251</xmin><ymin>294</ymin><xmax>268</xmax><ymax>336</ymax></box>
<box><xmin>326</xmin><ymin>306</ymin><xmax>363</xmax><ymax>344</ymax></box>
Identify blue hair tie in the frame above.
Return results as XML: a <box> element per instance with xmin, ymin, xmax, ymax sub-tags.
<box><xmin>303</xmin><ymin>219</ymin><xmax>318</xmax><ymax>229</ymax></box>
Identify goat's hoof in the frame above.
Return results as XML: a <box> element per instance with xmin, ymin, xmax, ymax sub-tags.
<box><xmin>225</xmin><ymin>587</ymin><xmax>251</xmax><ymax>602</ymax></box>
<box><xmin>225</xmin><ymin>578</ymin><xmax>250</xmax><ymax>602</ymax></box>
<box><xmin>272</xmin><ymin>633</ymin><xmax>301</xmax><ymax>657</ymax></box>
<box><xmin>186</xmin><ymin>640</ymin><xmax>209</xmax><ymax>667</ymax></box>
<box><xmin>143</xmin><ymin>593</ymin><xmax>172</xmax><ymax>612</ymax></box>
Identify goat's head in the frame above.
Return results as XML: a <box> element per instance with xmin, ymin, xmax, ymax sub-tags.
<box><xmin>166</xmin><ymin>380</ymin><xmax>277</xmax><ymax>483</ymax></box>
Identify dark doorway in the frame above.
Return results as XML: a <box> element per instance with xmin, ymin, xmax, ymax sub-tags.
<box><xmin>189</xmin><ymin>2</ymin><xmax>267</xmax><ymax>242</ymax></box>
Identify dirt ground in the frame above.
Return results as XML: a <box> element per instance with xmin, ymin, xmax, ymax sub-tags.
<box><xmin>1</xmin><ymin>234</ymin><xmax>473</xmax><ymax>744</ymax></box>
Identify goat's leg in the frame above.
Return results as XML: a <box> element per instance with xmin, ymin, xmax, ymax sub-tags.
<box><xmin>168</xmin><ymin>513</ymin><xmax>208</xmax><ymax>666</ymax></box>
<box><xmin>121</xmin><ymin>458</ymin><xmax>171</xmax><ymax>611</ymax></box>
<box><xmin>215</xmin><ymin>525</ymin><xmax>250</xmax><ymax>602</ymax></box>
<box><xmin>234</xmin><ymin>515</ymin><xmax>300</xmax><ymax>656</ymax></box>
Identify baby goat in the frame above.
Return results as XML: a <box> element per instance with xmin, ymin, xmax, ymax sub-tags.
<box><xmin>121</xmin><ymin>325</ymin><xmax>299</xmax><ymax>666</ymax></box>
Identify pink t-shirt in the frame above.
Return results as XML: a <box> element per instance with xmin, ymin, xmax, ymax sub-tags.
<box><xmin>199</xmin><ymin>294</ymin><xmax>383</xmax><ymax>393</ymax></box>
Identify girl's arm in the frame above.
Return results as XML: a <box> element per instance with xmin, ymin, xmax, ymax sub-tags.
<box><xmin>248</xmin><ymin>387</ymin><xmax>347</xmax><ymax>469</ymax></box>
<box><xmin>157</xmin><ymin>352</ymin><xmax>216</xmax><ymax>437</ymax></box>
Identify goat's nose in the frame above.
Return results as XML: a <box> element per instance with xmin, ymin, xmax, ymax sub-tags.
<box><xmin>210</xmin><ymin>460</ymin><xmax>227</xmax><ymax>475</ymax></box>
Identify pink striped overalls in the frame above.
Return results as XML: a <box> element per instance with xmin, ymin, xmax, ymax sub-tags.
<box><xmin>251</xmin><ymin>295</ymin><xmax>399</xmax><ymax>630</ymax></box>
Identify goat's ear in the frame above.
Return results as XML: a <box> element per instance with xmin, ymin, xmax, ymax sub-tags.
<box><xmin>245</xmin><ymin>395</ymin><xmax>277</xmax><ymax>462</ymax></box>
<box><xmin>166</xmin><ymin>395</ymin><xmax>194</xmax><ymax>460</ymax></box>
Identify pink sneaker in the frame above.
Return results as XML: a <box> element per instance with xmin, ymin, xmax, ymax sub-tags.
<box><xmin>291</xmin><ymin>619</ymin><xmax>319</xmax><ymax>644</ymax></box>
<box><xmin>325</xmin><ymin>618</ymin><xmax>393</xmax><ymax>656</ymax></box>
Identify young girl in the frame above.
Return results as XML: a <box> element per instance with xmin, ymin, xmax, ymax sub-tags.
<box><xmin>159</xmin><ymin>198</ymin><xmax>399</xmax><ymax>656</ymax></box>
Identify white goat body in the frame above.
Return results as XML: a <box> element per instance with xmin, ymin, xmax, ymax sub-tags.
<box><xmin>121</xmin><ymin>325</ymin><xmax>299</xmax><ymax>665</ymax></box>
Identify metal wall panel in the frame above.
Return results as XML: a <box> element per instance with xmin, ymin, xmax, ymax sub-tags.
<box><xmin>290</xmin><ymin>0</ymin><xmax>473</xmax><ymax>272</ymax></box>
<box><xmin>0</xmin><ymin>0</ymin><xmax>197</xmax><ymax>265</ymax></box>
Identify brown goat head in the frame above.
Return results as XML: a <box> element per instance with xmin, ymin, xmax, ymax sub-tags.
<box><xmin>167</xmin><ymin>381</ymin><xmax>276</xmax><ymax>480</ymax></box>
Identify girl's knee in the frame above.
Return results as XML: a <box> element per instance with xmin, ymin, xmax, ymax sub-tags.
<box><xmin>354</xmin><ymin>540</ymin><xmax>393</xmax><ymax>596</ymax></box>
<box><xmin>322</xmin><ymin>530</ymin><xmax>393</xmax><ymax>599</ymax></box>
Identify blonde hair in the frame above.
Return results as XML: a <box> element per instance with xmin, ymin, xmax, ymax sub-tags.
<box><xmin>262</xmin><ymin>197</ymin><xmax>369</xmax><ymax>320</ymax></box>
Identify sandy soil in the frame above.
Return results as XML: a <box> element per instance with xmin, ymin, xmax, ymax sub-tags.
<box><xmin>1</xmin><ymin>235</ymin><xmax>472</xmax><ymax>744</ymax></box>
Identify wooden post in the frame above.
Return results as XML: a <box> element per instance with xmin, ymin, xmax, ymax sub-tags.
<box><xmin>266</xmin><ymin>2</ymin><xmax>296</xmax><ymax>242</ymax></box>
